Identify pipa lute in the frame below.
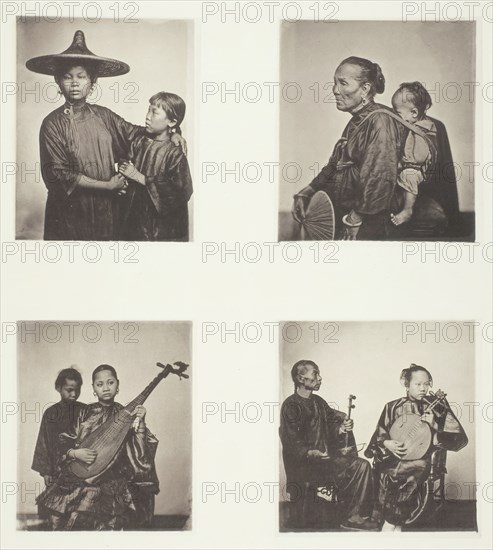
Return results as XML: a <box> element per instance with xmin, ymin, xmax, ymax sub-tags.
<box><xmin>69</xmin><ymin>361</ymin><xmax>189</xmax><ymax>481</ymax></box>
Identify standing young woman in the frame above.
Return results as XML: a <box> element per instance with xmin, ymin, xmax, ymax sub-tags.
<box><xmin>37</xmin><ymin>364</ymin><xmax>159</xmax><ymax>530</ymax></box>
<box><xmin>26</xmin><ymin>30</ymin><xmax>184</xmax><ymax>240</ymax></box>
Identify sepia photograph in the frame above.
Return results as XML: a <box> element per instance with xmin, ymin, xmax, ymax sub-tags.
<box><xmin>1</xmin><ymin>2</ymin><xmax>490</xmax><ymax>549</ymax></box>
<box><xmin>16</xmin><ymin>18</ymin><xmax>194</xmax><ymax>242</ymax></box>
<box><xmin>278</xmin><ymin>21</ymin><xmax>476</xmax><ymax>241</ymax></box>
<box><xmin>279</xmin><ymin>321</ymin><xmax>476</xmax><ymax>532</ymax></box>
<box><xmin>16</xmin><ymin>321</ymin><xmax>192</xmax><ymax>531</ymax></box>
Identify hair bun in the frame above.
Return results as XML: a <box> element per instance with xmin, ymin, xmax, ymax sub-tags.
<box><xmin>373</xmin><ymin>62</ymin><xmax>385</xmax><ymax>94</ymax></box>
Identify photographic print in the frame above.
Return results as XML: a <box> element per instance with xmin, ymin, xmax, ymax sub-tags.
<box><xmin>278</xmin><ymin>21</ymin><xmax>475</xmax><ymax>241</ymax></box>
<box><xmin>16</xmin><ymin>321</ymin><xmax>191</xmax><ymax>531</ymax></box>
<box><xmin>279</xmin><ymin>321</ymin><xmax>476</xmax><ymax>532</ymax></box>
<box><xmin>16</xmin><ymin>18</ymin><xmax>194</xmax><ymax>242</ymax></box>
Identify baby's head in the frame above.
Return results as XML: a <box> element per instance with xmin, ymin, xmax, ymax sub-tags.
<box><xmin>146</xmin><ymin>92</ymin><xmax>186</xmax><ymax>137</ymax></box>
<box><xmin>392</xmin><ymin>81</ymin><xmax>432</xmax><ymax>123</ymax></box>
<box><xmin>55</xmin><ymin>366</ymin><xmax>82</xmax><ymax>403</ymax></box>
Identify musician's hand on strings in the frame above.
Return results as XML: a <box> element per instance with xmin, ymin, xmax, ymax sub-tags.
<box><xmin>71</xmin><ymin>448</ymin><xmax>97</xmax><ymax>465</ymax></box>
<box><xmin>307</xmin><ymin>449</ymin><xmax>329</xmax><ymax>460</ymax></box>
<box><xmin>383</xmin><ymin>439</ymin><xmax>407</xmax><ymax>458</ymax></box>
<box><xmin>421</xmin><ymin>411</ymin><xmax>436</xmax><ymax>427</ymax></box>
<box><xmin>339</xmin><ymin>419</ymin><xmax>354</xmax><ymax>433</ymax></box>
<box><xmin>132</xmin><ymin>405</ymin><xmax>147</xmax><ymax>421</ymax></box>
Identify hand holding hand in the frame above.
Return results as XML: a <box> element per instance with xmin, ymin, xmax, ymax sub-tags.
<box><xmin>383</xmin><ymin>439</ymin><xmax>407</xmax><ymax>458</ymax></box>
<box><xmin>108</xmin><ymin>173</ymin><xmax>128</xmax><ymax>192</ymax></box>
<box><xmin>118</xmin><ymin>162</ymin><xmax>145</xmax><ymax>185</ymax></box>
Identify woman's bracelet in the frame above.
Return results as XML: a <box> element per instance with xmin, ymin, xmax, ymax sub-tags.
<box><xmin>342</xmin><ymin>214</ymin><xmax>363</xmax><ymax>227</ymax></box>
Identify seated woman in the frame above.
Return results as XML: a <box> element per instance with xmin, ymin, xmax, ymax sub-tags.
<box><xmin>365</xmin><ymin>364</ymin><xmax>468</xmax><ymax>531</ymax></box>
<box><xmin>292</xmin><ymin>56</ymin><xmax>406</xmax><ymax>240</ymax></box>
<box><xmin>292</xmin><ymin>56</ymin><xmax>460</xmax><ymax>240</ymax></box>
<box><xmin>36</xmin><ymin>364</ymin><xmax>159</xmax><ymax>530</ymax></box>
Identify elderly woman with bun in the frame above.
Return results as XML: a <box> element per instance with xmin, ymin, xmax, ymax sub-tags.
<box><xmin>26</xmin><ymin>31</ymin><xmax>185</xmax><ymax>240</ymax></box>
<box><xmin>292</xmin><ymin>56</ymin><xmax>407</xmax><ymax>240</ymax></box>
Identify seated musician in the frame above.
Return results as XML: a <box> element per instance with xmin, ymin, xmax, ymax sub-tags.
<box><xmin>36</xmin><ymin>364</ymin><xmax>159</xmax><ymax>530</ymax></box>
<box><xmin>365</xmin><ymin>364</ymin><xmax>468</xmax><ymax>531</ymax></box>
<box><xmin>280</xmin><ymin>360</ymin><xmax>377</xmax><ymax>531</ymax></box>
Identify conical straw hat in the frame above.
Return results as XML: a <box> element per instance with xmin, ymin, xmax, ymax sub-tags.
<box><xmin>26</xmin><ymin>30</ymin><xmax>130</xmax><ymax>77</ymax></box>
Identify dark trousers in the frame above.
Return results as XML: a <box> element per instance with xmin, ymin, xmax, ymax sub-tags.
<box><xmin>307</xmin><ymin>455</ymin><xmax>374</xmax><ymax>519</ymax></box>
<box><xmin>376</xmin><ymin>458</ymin><xmax>431</xmax><ymax>525</ymax></box>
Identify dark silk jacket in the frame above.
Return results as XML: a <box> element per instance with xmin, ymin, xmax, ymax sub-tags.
<box><xmin>280</xmin><ymin>393</ymin><xmax>348</xmax><ymax>487</ymax></box>
<box><xmin>307</xmin><ymin>102</ymin><xmax>406</xmax><ymax>215</ymax></box>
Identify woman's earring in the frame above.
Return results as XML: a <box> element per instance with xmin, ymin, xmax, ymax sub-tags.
<box><xmin>362</xmin><ymin>96</ymin><xmax>367</xmax><ymax>105</ymax></box>
<box><xmin>93</xmin><ymin>392</ymin><xmax>97</xmax><ymax>396</ymax></box>
<box><xmin>116</xmin><ymin>389</ymin><xmax>119</xmax><ymax>394</ymax></box>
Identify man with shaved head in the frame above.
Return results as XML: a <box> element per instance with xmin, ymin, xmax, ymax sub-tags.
<box><xmin>280</xmin><ymin>360</ymin><xmax>377</xmax><ymax>530</ymax></box>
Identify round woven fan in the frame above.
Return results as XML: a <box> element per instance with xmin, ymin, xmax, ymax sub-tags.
<box><xmin>300</xmin><ymin>191</ymin><xmax>335</xmax><ymax>240</ymax></box>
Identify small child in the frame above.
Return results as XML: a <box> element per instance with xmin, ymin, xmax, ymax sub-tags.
<box><xmin>32</xmin><ymin>367</ymin><xmax>84</xmax><ymax>487</ymax></box>
<box><xmin>119</xmin><ymin>92</ymin><xmax>193</xmax><ymax>241</ymax></box>
<box><xmin>390</xmin><ymin>82</ymin><xmax>437</xmax><ymax>226</ymax></box>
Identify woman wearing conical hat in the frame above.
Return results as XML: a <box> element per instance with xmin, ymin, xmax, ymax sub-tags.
<box><xmin>26</xmin><ymin>31</ymin><xmax>185</xmax><ymax>241</ymax></box>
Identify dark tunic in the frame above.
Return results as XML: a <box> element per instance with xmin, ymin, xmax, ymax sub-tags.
<box><xmin>365</xmin><ymin>395</ymin><xmax>468</xmax><ymax>525</ymax></box>
<box><xmin>40</xmin><ymin>103</ymin><xmax>144</xmax><ymax>241</ymax></box>
<box><xmin>122</xmin><ymin>133</ymin><xmax>193</xmax><ymax>241</ymax></box>
<box><xmin>36</xmin><ymin>402</ymin><xmax>158</xmax><ymax>530</ymax></box>
<box><xmin>307</xmin><ymin>102</ymin><xmax>406</xmax><ymax>238</ymax></box>
<box><xmin>280</xmin><ymin>393</ymin><xmax>373</xmax><ymax>519</ymax></box>
<box><xmin>32</xmin><ymin>401</ymin><xmax>84</xmax><ymax>478</ymax></box>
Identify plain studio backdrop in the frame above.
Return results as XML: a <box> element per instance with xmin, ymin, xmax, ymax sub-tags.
<box><xmin>17</xmin><ymin>321</ymin><xmax>192</xmax><ymax>519</ymax></box>
<box><xmin>279</xmin><ymin>321</ymin><xmax>476</xmax><ymax>502</ymax></box>
<box><xmin>15</xmin><ymin>18</ymin><xmax>194</xmax><ymax>240</ymax></box>
<box><xmin>278</xmin><ymin>21</ymin><xmax>476</xmax><ymax>215</ymax></box>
